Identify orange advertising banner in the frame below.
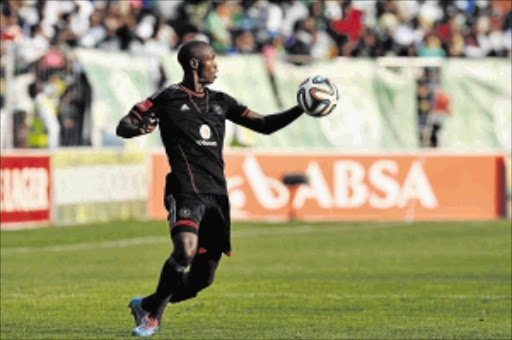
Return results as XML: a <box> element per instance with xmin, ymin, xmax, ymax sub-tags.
<box><xmin>149</xmin><ymin>152</ymin><xmax>505</xmax><ymax>221</ymax></box>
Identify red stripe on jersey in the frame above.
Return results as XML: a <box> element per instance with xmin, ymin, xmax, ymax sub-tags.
<box><xmin>177</xmin><ymin>143</ymin><xmax>199</xmax><ymax>194</ymax></box>
<box><xmin>241</xmin><ymin>108</ymin><xmax>250</xmax><ymax>117</ymax></box>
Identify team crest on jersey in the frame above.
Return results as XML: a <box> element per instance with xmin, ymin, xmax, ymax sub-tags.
<box><xmin>178</xmin><ymin>208</ymin><xmax>191</xmax><ymax>218</ymax></box>
<box><xmin>199</xmin><ymin>124</ymin><xmax>211</xmax><ymax>139</ymax></box>
<box><xmin>212</xmin><ymin>104</ymin><xmax>223</xmax><ymax>115</ymax></box>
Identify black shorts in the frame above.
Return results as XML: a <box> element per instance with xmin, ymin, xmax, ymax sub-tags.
<box><xmin>164</xmin><ymin>180</ymin><xmax>231</xmax><ymax>257</ymax></box>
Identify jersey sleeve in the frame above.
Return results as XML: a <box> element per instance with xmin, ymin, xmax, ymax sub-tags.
<box><xmin>146</xmin><ymin>87</ymin><xmax>169</xmax><ymax>117</ymax></box>
<box><xmin>223</xmin><ymin>93</ymin><xmax>249</xmax><ymax>120</ymax></box>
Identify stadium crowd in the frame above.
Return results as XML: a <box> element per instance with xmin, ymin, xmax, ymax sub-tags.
<box><xmin>1</xmin><ymin>0</ymin><xmax>511</xmax><ymax>148</ymax></box>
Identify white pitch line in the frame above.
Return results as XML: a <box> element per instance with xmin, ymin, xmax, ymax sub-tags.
<box><xmin>1</xmin><ymin>236</ymin><xmax>169</xmax><ymax>255</ymax></box>
<box><xmin>0</xmin><ymin>223</ymin><xmax>409</xmax><ymax>255</ymax></box>
<box><xmin>5</xmin><ymin>292</ymin><xmax>509</xmax><ymax>301</ymax></box>
<box><xmin>218</xmin><ymin>292</ymin><xmax>511</xmax><ymax>300</ymax></box>
<box><xmin>0</xmin><ymin>225</ymin><xmax>319</xmax><ymax>255</ymax></box>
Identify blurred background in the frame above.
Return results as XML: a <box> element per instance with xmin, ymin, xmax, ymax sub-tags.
<box><xmin>0</xmin><ymin>0</ymin><xmax>511</xmax><ymax>227</ymax></box>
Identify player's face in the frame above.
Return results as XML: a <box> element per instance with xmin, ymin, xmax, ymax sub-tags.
<box><xmin>197</xmin><ymin>47</ymin><xmax>218</xmax><ymax>85</ymax></box>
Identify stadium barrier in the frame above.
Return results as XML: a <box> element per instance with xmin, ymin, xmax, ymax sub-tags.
<box><xmin>0</xmin><ymin>149</ymin><xmax>508</xmax><ymax>228</ymax></box>
<box><xmin>0</xmin><ymin>149</ymin><xmax>147</xmax><ymax>229</ymax></box>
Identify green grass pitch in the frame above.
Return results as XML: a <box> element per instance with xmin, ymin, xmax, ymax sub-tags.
<box><xmin>1</xmin><ymin>220</ymin><xmax>511</xmax><ymax>339</ymax></box>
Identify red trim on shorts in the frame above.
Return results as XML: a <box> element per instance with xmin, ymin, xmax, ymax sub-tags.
<box><xmin>227</xmin><ymin>251</ymin><xmax>232</xmax><ymax>257</ymax></box>
<box><xmin>172</xmin><ymin>219</ymin><xmax>198</xmax><ymax>229</ymax></box>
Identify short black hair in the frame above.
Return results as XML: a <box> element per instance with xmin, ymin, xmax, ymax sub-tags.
<box><xmin>177</xmin><ymin>40</ymin><xmax>212</xmax><ymax>71</ymax></box>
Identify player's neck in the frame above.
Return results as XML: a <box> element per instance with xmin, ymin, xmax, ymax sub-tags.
<box><xmin>181</xmin><ymin>74</ymin><xmax>204</xmax><ymax>94</ymax></box>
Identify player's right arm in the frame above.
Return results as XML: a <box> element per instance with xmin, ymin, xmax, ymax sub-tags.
<box><xmin>116</xmin><ymin>100</ymin><xmax>159</xmax><ymax>138</ymax></box>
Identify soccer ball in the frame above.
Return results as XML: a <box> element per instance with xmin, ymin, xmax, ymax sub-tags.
<box><xmin>297</xmin><ymin>75</ymin><xmax>339</xmax><ymax>117</ymax></box>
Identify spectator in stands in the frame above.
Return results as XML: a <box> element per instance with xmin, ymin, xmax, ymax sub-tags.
<box><xmin>3</xmin><ymin>0</ymin><xmax>511</xmax><ymax>150</ymax></box>
<box><xmin>58</xmin><ymin>84</ymin><xmax>82</xmax><ymax>146</ymax></box>
<box><xmin>352</xmin><ymin>27</ymin><xmax>383</xmax><ymax>57</ymax></box>
<box><xmin>130</xmin><ymin>15</ymin><xmax>172</xmax><ymax>89</ymax></box>
<box><xmin>281</xmin><ymin>0</ymin><xmax>310</xmax><ymax>38</ymax></box>
<box><xmin>27</xmin><ymin>81</ymin><xmax>60</xmax><ymax>149</ymax></box>
<box><xmin>5</xmin><ymin>0</ymin><xmax>511</xmax><ymax>63</ymax></box>
<box><xmin>97</xmin><ymin>5</ymin><xmax>124</xmax><ymax>51</ymax></box>
<box><xmin>17</xmin><ymin>24</ymin><xmax>49</xmax><ymax>68</ymax></box>
<box><xmin>233</xmin><ymin>29</ymin><xmax>256</xmax><ymax>53</ymax></box>
<box><xmin>206</xmin><ymin>1</ymin><xmax>234</xmax><ymax>52</ymax></box>
<box><xmin>418</xmin><ymin>31</ymin><xmax>446</xmax><ymax>57</ymax></box>
<box><xmin>79</xmin><ymin>9</ymin><xmax>107</xmax><ymax>48</ymax></box>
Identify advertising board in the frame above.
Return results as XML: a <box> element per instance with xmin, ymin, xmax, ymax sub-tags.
<box><xmin>53</xmin><ymin>150</ymin><xmax>147</xmax><ymax>224</ymax></box>
<box><xmin>150</xmin><ymin>152</ymin><xmax>505</xmax><ymax>221</ymax></box>
<box><xmin>0</xmin><ymin>154</ymin><xmax>51</xmax><ymax>227</ymax></box>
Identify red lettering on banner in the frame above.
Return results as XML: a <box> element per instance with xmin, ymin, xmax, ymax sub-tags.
<box><xmin>0</xmin><ymin>156</ymin><xmax>51</xmax><ymax>225</ymax></box>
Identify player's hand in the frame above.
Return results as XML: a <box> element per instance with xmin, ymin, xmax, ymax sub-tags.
<box><xmin>129</xmin><ymin>100</ymin><xmax>159</xmax><ymax>135</ymax></box>
<box><xmin>139</xmin><ymin>112</ymin><xmax>159</xmax><ymax>134</ymax></box>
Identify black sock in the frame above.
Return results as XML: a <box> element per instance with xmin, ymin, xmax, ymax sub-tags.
<box><xmin>141</xmin><ymin>257</ymin><xmax>185</xmax><ymax>318</ymax></box>
<box><xmin>169</xmin><ymin>255</ymin><xmax>219</xmax><ymax>304</ymax></box>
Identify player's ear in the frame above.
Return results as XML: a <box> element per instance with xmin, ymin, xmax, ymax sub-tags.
<box><xmin>190</xmin><ymin>58</ymin><xmax>199</xmax><ymax>70</ymax></box>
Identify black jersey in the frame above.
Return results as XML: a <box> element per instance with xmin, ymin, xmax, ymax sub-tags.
<box><xmin>147</xmin><ymin>83</ymin><xmax>248</xmax><ymax>195</ymax></box>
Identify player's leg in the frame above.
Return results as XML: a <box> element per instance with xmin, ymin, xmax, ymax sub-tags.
<box><xmin>130</xmin><ymin>230</ymin><xmax>198</xmax><ymax>337</ymax></box>
<box><xmin>170</xmin><ymin>195</ymin><xmax>230</xmax><ymax>304</ymax></box>
<box><xmin>130</xmin><ymin>193</ymin><xmax>204</xmax><ymax>336</ymax></box>
<box><xmin>140</xmin><ymin>231</ymin><xmax>198</xmax><ymax>317</ymax></box>
<box><xmin>169</xmin><ymin>250</ymin><xmax>222</xmax><ymax>304</ymax></box>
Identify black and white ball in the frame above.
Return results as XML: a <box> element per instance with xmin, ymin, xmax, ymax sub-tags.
<box><xmin>297</xmin><ymin>76</ymin><xmax>339</xmax><ymax>117</ymax></box>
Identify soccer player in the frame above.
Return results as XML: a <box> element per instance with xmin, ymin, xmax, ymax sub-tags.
<box><xmin>116</xmin><ymin>40</ymin><xmax>303</xmax><ymax>337</ymax></box>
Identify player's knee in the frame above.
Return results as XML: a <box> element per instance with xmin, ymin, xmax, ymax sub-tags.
<box><xmin>171</xmin><ymin>249</ymin><xmax>196</xmax><ymax>267</ymax></box>
<box><xmin>171</xmin><ymin>232</ymin><xmax>198</xmax><ymax>266</ymax></box>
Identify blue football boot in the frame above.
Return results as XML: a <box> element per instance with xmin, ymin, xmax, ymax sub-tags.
<box><xmin>132</xmin><ymin>316</ymin><xmax>160</xmax><ymax>337</ymax></box>
<box><xmin>127</xmin><ymin>297</ymin><xmax>148</xmax><ymax>327</ymax></box>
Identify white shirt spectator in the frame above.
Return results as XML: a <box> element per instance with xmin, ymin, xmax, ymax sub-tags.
<box><xmin>353</xmin><ymin>0</ymin><xmax>378</xmax><ymax>28</ymax></box>
<box><xmin>17</xmin><ymin>31</ymin><xmax>49</xmax><ymax>65</ymax></box>
<box><xmin>70</xmin><ymin>1</ymin><xmax>94</xmax><ymax>37</ymax></box>
<box><xmin>265</xmin><ymin>2</ymin><xmax>284</xmax><ymax>34</ymax></box>
<box><xmin>324</xmin><ymin>1</ymin><xmax>342</xmax><ymax>20</ymax></box>
<box><xmin>418</xmin><ymin>1</ymin><xmax>444</xmax><ymax>28</ymax></box>
<box><xmin>79</xmin><ymin>23</ymin><xmax>107</xmax><ymax>49</ymax></box>
<box><xmin>157</xmin><ymin>0</ymin><xmax>183</xmax><ymax>20</ymax></box>
<box><xmin>311</xmin><ymin>30</ymin><xmax>335</xmax><ymax>59</ymax></box>
<box><xmin>393</xmin><ymin>21</ymin><xmax>416</xmax><ymax>47</ymax></box>
<box><xmin>281</xmin><ymin>0</ymin><xmax>309</xmax><ymax>37</ymax></box>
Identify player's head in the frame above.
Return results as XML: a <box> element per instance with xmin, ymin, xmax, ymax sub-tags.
<box><xmin>178</xmin><ymin>40</ymin><xmax>218</xmax><ymax>85</ymax></box>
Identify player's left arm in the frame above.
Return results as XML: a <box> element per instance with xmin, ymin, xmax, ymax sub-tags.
<box><xmin>229</xmin><ymin>106</ymin><xmax>304</xmax><ymax>135</ymax></box>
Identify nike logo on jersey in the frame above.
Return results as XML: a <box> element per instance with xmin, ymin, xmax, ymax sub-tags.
<box><xmin>180</xmin><ymin>104</ymin><xmax>190</xmax><ymax>111</ymax></box>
